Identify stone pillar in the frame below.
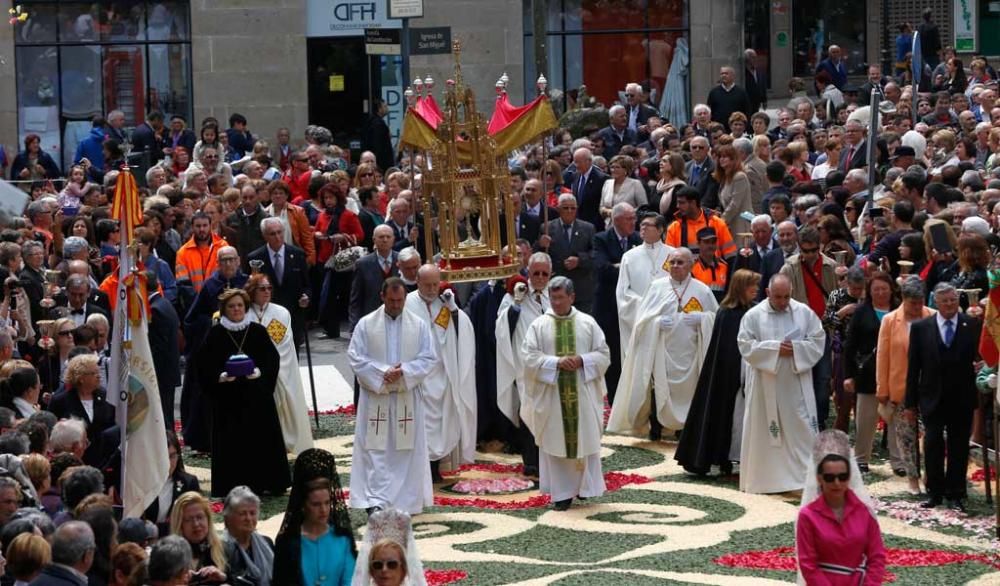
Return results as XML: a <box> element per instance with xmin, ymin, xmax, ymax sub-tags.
<box><xmin>0</xmin><ymin>0</ymin><xmax>18</xmax><ymax>166</ymax></box>
<box><xmin>407</xmin><ymin>0</ymin><xmax>523</xmax><ymax>113</ymax></box>
<box><xmin>689</xmin><ymin>0</ymin><xmax>744</xmax><ymax>108</ymax></box>
<box><xmin>189</xmin><ymin>0</ymin><xmax>309</xmax><ymax>147</ymax></box>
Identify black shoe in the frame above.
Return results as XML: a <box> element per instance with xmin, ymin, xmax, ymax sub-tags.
<box><xmin>858</xmin><ymin>463</ymin><xmax>870</xmax><ymax>473</ymax></box>
<box><xmin>893</xmin><ymin>468</ymin><xmax>907</xmax><ymax>477</ymax></box>
<box><xmin>576</xmin><ymin>496</ymin><xmax>587</xmax><ymax>501</ymax></box>
<box><xmin>430</xmin><ymin>460</ymin><xmax>444</xmax><ymax>483</ymax></box>
<box><xmin>523</xmin><ymin>466</ymin><xmax>539</xmax><ymax>478</ymax></box>
<box><xmin>948</xmin><ymin>499</ymin><xmax>967</xmax><ymax>513</ymax></box>
<box><xmin>365</xmin><ymin>506</ymin><xmax>383</xmax><ymax>516</ymax></box>
<box><xmin>920</xmin><ymin>496</ymin><xmax>943</xmax><ymax>509</ymax></box>
<box><xmin>648</xmin><ymin>429</ymin><xmax>662</xmax><ymax>441</ymax></box>
<box><xmin>719</xmin><ymin>461</ymin><xmax>734</xmax><ymax>476</ymax></box>
<box><xmin>553</xmin><ymin>498</ymin><xmax>572</xmax><ymax>511</ymax></box>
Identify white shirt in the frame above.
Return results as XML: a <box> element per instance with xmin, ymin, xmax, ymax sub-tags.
<box><xmin>936</xmin><ymin>312</ymin><xmax>957</xmax><ymax>343</ymax></box>
<box><xmin>628</xmin><ymin>106</ymin><xmax>639</xmax><ymax>131</ymax></box>
<box><xmin>524</xmin><ymin>201</ymin><xmax>544</xmax><ymax>217</ymax></box>
<box><xmin>68</xmin><ymin>305</ymin><xmax>86</xmax><ymax>327</ymax></box>
<box><xmin>267</xmin><ymin>204</ymin><xmax>295</xmax><ymax>245</ymax></box>
<box><xmin>81</xmin><ymin>398</ymin><xmax>94</xmax><ymax>421</ymax></box>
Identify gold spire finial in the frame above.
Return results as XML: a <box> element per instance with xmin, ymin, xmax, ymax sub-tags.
<box><xmin>452</xmin><ymin>39</ymin><xmax>463</xmax><ymax>89</ymax></box>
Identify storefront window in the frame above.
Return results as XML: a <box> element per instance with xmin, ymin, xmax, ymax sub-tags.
<box><xmin>792</xmin><ymin>0</ymin><xmax>867</xmax><ymax>77</ymax></box>
<box><xmin>523</xmin><ymin>0</ymin><xmax>689</xmax><ymax>116</ymax></box>
<box><xmin>13</xmin><ymin>0</ymin><xmax>192</xmax><ymax>171</ymax></box>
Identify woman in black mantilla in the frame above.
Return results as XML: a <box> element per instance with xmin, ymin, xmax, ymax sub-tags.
<box><xmin>196</xmin><ymin>288</ymin><xmax>290</xmax><ymax>498</ymax></box>
<box><xmin>272</xmin><ymin>449</ymin><xmax>357</xmax><ymax>586</ymax></box>
<box><xmin>675</xmin><ymin>269</ymin><xmax>761</xmax><ymax>476</ymax></box>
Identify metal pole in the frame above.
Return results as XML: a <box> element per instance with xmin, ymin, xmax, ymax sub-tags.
<box><xmin>401</xmin><ymin>18</ymin><xmax>411</xmax><ymax>99</ymax></box>
<box><xmin>982</xmin><ymin>392</ymin><xmax>993</xmax><ymax>505</ymax></box>
<box><xmin>302</xmin><ymin>324</ymin><xmax>320</xmax><ymax>429</ymax></box>
<box><xmin>994</xmin><ymin>409</ymin><xmax>999</xmax><ymax>538</ymax></box>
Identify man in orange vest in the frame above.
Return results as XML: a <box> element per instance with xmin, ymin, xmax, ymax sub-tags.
<box><xmin>175</xmin><ymin>211</ymin><xmax>227</xmax><ymax>293</ymax></box>
<box><xmin>664</xmin><ymin>187</ymin><xmax>736</xmax><ymax>257</ymax></box>
<box><xmin>690</xmin><ymin>227</ymin><xmax>729</xmax><ymax>302</ymax></box>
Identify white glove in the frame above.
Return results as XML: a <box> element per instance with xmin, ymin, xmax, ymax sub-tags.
<box><xmin>681</xmin><ymin>313</ymin><xmax>702</xmax><ymax>328</ymax></box>
<box><xmin>441</xmin><ymin>289</ymin><xmax>459</xmax><ymax>312</ymax></box>
<box><xmin>658</xmin><ymin>315</ymin><xmax>675</xmax><ymax>330</ymax></box>
<box><xmin>988</xmin><ymin>373</ymin><xmax>997</xmax><ymax>389</ymax></box>
<box><xmin>218</xmin><ymin>372</ymin><xmax>235</xmax><ymax>383</ymax></box>
<box><xmin>513</xmin><ymin>282</ymin><xmax>527</xmax><ymax>303</ymax></box>
<box><xmin>246</xmin><ymin>367</ymin><xmax>261</xmax><ymax>380</ymax></box>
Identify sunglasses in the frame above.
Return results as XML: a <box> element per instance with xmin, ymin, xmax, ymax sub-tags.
<box><xmin>370</xmin><ymin>560</ymin><xmax>400</xmax><ymax>571</ymax></box>
<box><xmin>822</xmin><ymin>472</ymin><xmax>850</xmax><ymax>483</ymax></box>
<box><xmin>258</xmin><ymin>286</ymin><xmax>273</xmax><ymax>291</ymax></box>
<box><xmin>58</xmin><ymin>331</ymin><xmax>74</xmax><ymax>337</ymax></box>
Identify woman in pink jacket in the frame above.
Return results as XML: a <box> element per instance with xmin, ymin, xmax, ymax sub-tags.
<box><xmin>796</xmin><ymin>430</ymin><xmax>886</xmax><ymax>585</ymax></box>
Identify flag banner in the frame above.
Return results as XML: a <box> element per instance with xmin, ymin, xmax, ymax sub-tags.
<box><xmin>488</xmin><ymin>95</ymin><xmax>558</xmax><ymax>154</ymax></box>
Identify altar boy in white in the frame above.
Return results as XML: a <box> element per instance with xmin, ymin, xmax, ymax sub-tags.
<box><xmin>615</xmin><ymin>213</ymin><xmax>672</xmax><ymax>360</ymax></box>
<box><xmin>348</xmin><ymin>277</ymin><xmax>439</xmax><ymax>514</ymax></box>
<box><xmin>404</xmin><ymin>264</ymin><xmax>477</xmax><ymax>481</ymax></box>
<box><xmin>522</xmin><ymin>276</ymin><xmax>611</xmax><ymax>511</ymax></box>
<box><xmin>737</xmin><ymin>273</ymin><xmax>824</xmax><ymax>494</ymax></box>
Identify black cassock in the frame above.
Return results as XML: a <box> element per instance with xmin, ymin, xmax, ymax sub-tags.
<box><xmin>197</xmin><ymin>321</ymin><xmax>291</xmax><ymax>497</ymax></box>
<box><xmin>465</xmin><ymin>281</ymin><xmax>513</xmax><ymax>444</ymax></box>
<box><xmin>674</xmin><ymin>305</ymin><xmax>748</xmax><ymax>473</ymax></box>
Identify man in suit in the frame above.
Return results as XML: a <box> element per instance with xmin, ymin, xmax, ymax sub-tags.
<box><xmin>349</xmin><ymin>224</ymin><xmax>398</xmax><ymax>331</ymax></box>
<box><xmin>624</xmin><ymin>82</ymin><xmax>659</xmax><ymax>141</ymax></box>
<box><xmin>264</xmin><ymin>181</ymin><xmax>315</xmax><ymax>266</ymax></box>
<box><xmin>131</xmin><ymin>110</ymin><xmax>167</xmax><ymax>164</ymax></box>
<box><xmin>744</xmin><ymin>49</ymin><xmax>767</xmax><ymax>114</ymax></box>
<box><xmin>62</xmin><ymin>275</ymin><xmax>109</xmax><ymax>327</ymax></box>
<box><xmin>839</xmin><ymin>119</ymin><xmax>868</xmax><ymax>172</ymax></box>
<box><xmin>18</xmin><ymin>241</ymin><xmax>47</xmax><ymax>325</ymax></box>
<box><xmin>499</xmin><ymin>189</ymin><xmax>541</xmax><ymax>247</ymax></box>
<box><xmin>591</xmin><ymin>202</ymin><xmax>640</xmax><ymax>398</ymax></box>
<box><xmin>596</xmin><ymin>105</ymin><xmax>638</xmax><ymax>160</ymax></box>
<box><xmin>385</xmin><ymin>197</ymin><xmax>419</xmax><ymax>252</ymax></box>
<box><xmin>569</xmin><ymin>147</ymin><xmax>608</xmax><ymax>227</ymax></box>
<box><xmin>32</xmin><ymin>521</ymin><xmax>95</xmax><ymax>586</ymax></box>
<box><xmin>905</xmin><ymin>283</ymin><xmax>980</xmax><ymax>511</ymax></box>
<box><xmin>684</xmin><ymin>136</ymin><xmax>715</xmax><ymax>193</ymax></box>
<box><xmin>536</xmin><ymin>193</ymin><xmax>596</xmax><ymax>312</ymax></box>
<box><xmin>248</xmin><ymin>217</ymin><xmax>311</xmax><ymax>348</ymax></box>
<box><xmin>521</xmin><ymin>178</ymin><xmax>558</xmax><ymax>225</ymax></box>
<box><xmin>733</xmin><ymin>214</ymin><xmax>778</xmax><ymax>274</ymax></box>
<box><xmin>146</xmin><ymin>270</ymin><xmax>180</xmax><ymax>429</ymax></box>
<box><xmin>816</xmin><ymin>44</ymin><xmax>847</xmax><ymax>90</ymax></box>
<box><xmin>859</xmin><ymin>64</ymin><xmax>888</xmax><ymax>98</ymax></box>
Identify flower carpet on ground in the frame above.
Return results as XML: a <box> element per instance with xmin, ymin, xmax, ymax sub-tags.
<box><xmin>187</xmin><ymin>410</ymin><xmax>1000</xmax><ymax>585</ymax></box>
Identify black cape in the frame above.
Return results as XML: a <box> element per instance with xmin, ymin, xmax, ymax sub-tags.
<box><xmin>674</xmin><ymin>305</ymin><xmax>748</xmax><ymax>472</ymax></box>
<box><xmin>196</xmin><ymin>321</ymin><xmax>291</xmax><ymax>497</ymax></box>
<box><xmin>465</xmin><ymin>281</ymin><xmax>515</xmax><ymax>443</ymax></box>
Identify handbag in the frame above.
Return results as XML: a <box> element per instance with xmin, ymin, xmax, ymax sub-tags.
<box><xmin>328</xmin><ymin>245</ymin><xmax>366</xmax><ymax>272</ymax></box>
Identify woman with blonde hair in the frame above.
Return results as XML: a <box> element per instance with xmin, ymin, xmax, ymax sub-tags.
<box><xmin>542</xmin><ymin>159</ymin><xmax>571</xmax><ymax>208</ymax></box>
<box><xmin>714</xmin><ymin>145</ymin><xmax>753</xmax><ymax>236</ymax></box>
<box><xmin>171</xmin><ymin>491</ymin><xmax>229</xmax><ymax>585</ymax></box>
<box><xmin>751</xmin><ymin>134</ymin><xmax>771</xmax><ymax>164</ymax></box>
<box><xmin>365</xmin><ymin>539</ymin><xmax>408</xmax><ymax>586</ymax></box>
<box><xmin>656</xmin><ymin>152</ymin><xmax>686</xmax><ymax>219</ymax></box>
<box><xmin>599</xmin><ymin>154</ymin><xmax>647</xmax><ymax>227</ymax></box>
<box><xmin>6</xmin><ymin>532</ymin><xmax>51</xmax><ymax>585</ymax></box>
<box><xmin>48</xmin><ymin>353</ymin><xmax>115</xmax><ymax>467</ymax></box>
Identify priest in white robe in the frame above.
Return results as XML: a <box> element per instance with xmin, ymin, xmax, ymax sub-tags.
<box><xmin>404</xmin><ymin>264</ymin><xmax>477</xmax><ymax>480</ymax></box>
<box><xmin>616</xmin><ymin>213</ymin><xmax>673</xmax><ymax>360</ymax></box>
<box><xmin>348</xmin><ymin>277</ymin><xmax>439</xmax><ymax>514</ymax></box>
<box><xmin>609</xmin><ymin>247</ymin><xmax>718</xmax><ymax>439</ymax></box>
<box><xmin>522</xmin><ymin>276</ymin><xmax>610</xmax><ymax>510</ymax></box>
<box><xmin>247</xmin><ymin>274</ymin><xmax>314</xmax><ymax>455</ymax></box>
<box><xmin>738</xmin><ymin>273</ymin><xmax>824</xmax><ymax>494</ymax></box>
<box><xmin>495</xmin><ymin>252</ymin><xmax>552</xmax><ymax>476</ymax></box>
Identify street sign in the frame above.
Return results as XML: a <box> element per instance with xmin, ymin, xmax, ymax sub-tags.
<box><xmin>387</xmin><ymin>0</ymin><xmax>423</xmax><ymax>19</ymax></box>
<box><xmin>365</xmin><ymin>28</ymin><xmax>401</xmax><ymax>55</ymax></box>
<box><xmin>410</xmin><ymin>26</ymin><xmax>451</xmax><ymax>55</ymax></box>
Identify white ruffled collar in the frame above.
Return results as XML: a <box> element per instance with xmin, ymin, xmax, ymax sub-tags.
<box><xmin>220</xmin><ymin>314</ymin><xmax>253</xmax><ymax>331</ymax></box>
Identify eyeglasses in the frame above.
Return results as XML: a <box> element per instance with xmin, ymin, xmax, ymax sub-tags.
<box><xmin>690</xmin><ymin>145</ymin><xmax>706</xmax><ymax>150</ymax></box>
<box><xmin>531</xmin><ymin>271</ymin><xmax>550</xmax><ymax>277</ymax></box>
<box><xmin>58</xmin><ymin>331</ymin><xmax>74</xmax><ymax>337</ymax></box>
<box><xmin>258</xmin><ymin>285</ymin><xmax>273</xmax><ymax>291</ymax></box>
<box><xmin>822</xmin><ymin>472</ymin><xmax>850</xmax><ymax>483</ymax></box>
<box><xmin>360</xmin><ymin>172</ymin><xmax>374</xmax><ymax>178</ymax></box>
<box><xmin>370</xmin><ymin>560</ymin><xmax>400</xmax><ymax>571</ymax></box>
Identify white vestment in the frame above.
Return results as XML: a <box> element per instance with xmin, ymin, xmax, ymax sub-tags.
<box><xmin>616</xmin><ymin>241</ymin><xmax>673</xmax><ymax>360</ymax></box>
<box><xmin>609</xmin><ymin>276</ymin><xmax>718</xmax><ymax>434</ymax></box>
<box><xmin>738</xmin><ymin>298</ymin><xmax>824</xmax><ymax>494</ymax></box>
<box><xmin>251</xmin><ymin>302</ymin><xmax>314</xmax><ymax>454</ymax></box>
<box><xmin>404</xmin><ymin>292</ymin><xmax>477</xmax><ymax>466</ymax></box>
<box><xmin>495</xmin><ymin>288</ymin><xmax>549</xmax><ymax>429</ymax></box>
<box><xmin>522</xmin><ymin>308</ymin><xmax>610</xmax><ymax>501</ymax></box>
<box><xmin>348</xmin><ymin>308</ymin><xmax>438</xmax><ymax>514</ymax></box>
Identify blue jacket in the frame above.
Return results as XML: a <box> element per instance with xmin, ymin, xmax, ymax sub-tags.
<box><xmin>816</xmin><ymin>58</ymin><xmax>847</xmax><ymax>90</ymax></box>
<box><xmin>74</xmin><ymin>127</ymin><xmax>106</xmax><ymax>171</ymax></box>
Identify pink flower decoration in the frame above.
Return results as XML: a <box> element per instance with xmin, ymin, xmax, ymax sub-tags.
<box><xmin>425</xmin><ymin>569</ymin><xmax>468</xmax><ymax>585</ymax></box>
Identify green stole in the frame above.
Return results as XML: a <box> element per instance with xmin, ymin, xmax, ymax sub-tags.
<box><xmin>553</xmin><ymin>314</ymin><xmax>579</xmax><ymax>459</ymax></box>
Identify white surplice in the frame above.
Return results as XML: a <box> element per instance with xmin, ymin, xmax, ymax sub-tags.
<box><xmin>738</xmin><ymin>298</ymin><xmax>824</xmax><ymax>494</ymax></box>
<box><xmin>495</xmin><ymin>288</ymin><xmax>549</xmax><ymax>429</ymax></box>
<box><xmin>348</xmin><ymin>307</ymin><xmax>438</xmax><ymax>514</ymax></box>
<box><xmin>609</xmin><ymin>276</ymin><xmax>718</xmax><ymax>434</ymax></box>
<box><xmin>521</xmin><ymin>307</ymin><xmax>610</xmax><ymax>501</ymax></box>
<box><xmin>616</xmin><ymin>241</ymin><xmax>673</xmax><ymax>360</ymax></box>
<box><xmin>251</xmin><ymin>302</ymin><xmax>314</xmax><ymax>455</ymax></box>
<box><xmin>404</xmin><ymin>292</ymin><xmax>477</xmax><ymax>466</ymax></box>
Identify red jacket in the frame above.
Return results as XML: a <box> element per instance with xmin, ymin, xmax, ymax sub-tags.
<box><xmin>314</xmin><ymin>208</ymin><xmax>364</xmax><ymax>264</ymax></box>
<box><xmin>284</xmin><ymin>169</ymin><xmax>313</xmax><ymax>205</ymax></box>
<box><xmin>796</xmin><ymin>490</ymin><xmax>886</xmax><ymax>586</ymax></box>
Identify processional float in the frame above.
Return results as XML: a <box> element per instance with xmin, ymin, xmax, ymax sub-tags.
<box><xmin>397</xmin><ymin>40</ymin><xmax>557</xmax><ymax>282</ymax></box>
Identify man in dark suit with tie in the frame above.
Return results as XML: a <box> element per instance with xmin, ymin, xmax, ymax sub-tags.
<box><xmin>592</xmin><ymin>203</ymin><xmax>640</xmax><ymax>398</ymax></box>
<box><xmin>385</xmin><ymin>197</ymin><xmax>420</xmax><ymax>252</ymax></box>
<box><xmin>499</xmin><ymin>188</ymin><xmax>541</xmax><ymax>247</ymax></box>
<box><xmin>756</xmin><ymin>220</ymin><xmax>798</xmax><ymax>301</ymax></box>
<box><xmin>569</xmin><ymin>148</ymin><xmax>608</xmax><ymax>227</ymax></box>
<box><xmin>839</xmin><ymin>119</ymin><xmax>868</xmax><ymax>172</ymax></box>
<box><xmin>624</xmin><ymin>82</ymin><xmax>660</xmax><ymax>141</ymax></box>
<box><xmin>146</xmin><ymin>270</ymin><xmax>180</xmax><ymax>429</ymax></box>
<box><xmin>536</xmin><ymin>193</ymin><xmax>596</xmax><ymax>312</ymax></box>
<box><xmin>905</xmin><ymin>283</ymin><xmax>980</xmax><ymax>512</ymax></box>
<box><xmin>596</xmin><ymin>105</ymin><xmax>638</xmax><ymax>160</ymax></box>
<box><xmin>816</xmin><ymin>44</ymin><xmax>848</xmax><ymax>90</ymax></box>
<box><xmin>62</xmin><ymin>275</ymin><xmax>109</xmax><ymax>326</ymax></box>
<box><xmin>248</xmin><ymin>217</ymin><xmax>311</xmax><ymax>348</ymax></box>
<box><xmin>349</xmin><ymin>224</ymin><xmax>398</xmax><ymax>331</ymax></box>
<box><xmin>733</xmin><ymin>214</ymin><xmax>779</xmax><ymax>274</ymax></box>
<box><xmin>684</xmin><ymin>136</ymin><xmax>715</xmax><ymax>193</ymax></box>
<box><xmin>744</xmin><ymin>49</ymin><xmax>767</xmax><ymax>114</ymax></box>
